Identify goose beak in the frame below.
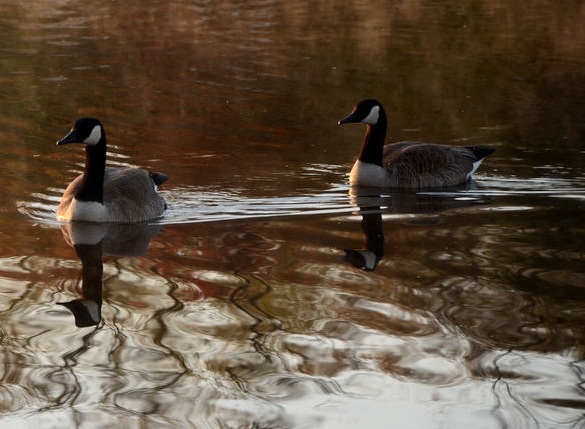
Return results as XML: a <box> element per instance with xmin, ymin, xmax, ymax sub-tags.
<box><xmin>338</xmin><ymin>111</ymin><xmax>358</xmax><ymax>125</ymax></box>
<box><xmin>57</xmin><ymin>129</ymin><xmax>79</xmax><ymax>145</ymax></box>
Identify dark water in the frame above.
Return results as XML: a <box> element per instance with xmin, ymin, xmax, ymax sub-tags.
<box><xmin>1</xmin><ymin>1</ymin><xmax>585</xmax><ymax>428</ymax></box>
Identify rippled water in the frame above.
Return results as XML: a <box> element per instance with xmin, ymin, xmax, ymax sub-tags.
<box><xmin>2</xmin><ymin>1</ymin><xmax>585</xmax><ymax>428</ymax></box>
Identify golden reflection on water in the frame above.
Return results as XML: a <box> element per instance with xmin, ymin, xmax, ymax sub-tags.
<box><xmin>1</xmin><ymin>0</ymin><xmax>585</xmax><ymax>428</ymax></box>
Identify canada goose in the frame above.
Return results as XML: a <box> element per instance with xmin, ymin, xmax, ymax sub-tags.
<box><xmin>338</xmin><ymin>99</ymin><xmax>495</xmax><ymax>188</ymax></box>
<box><xmin>56</xmin><ymin>117</ymin><xmax>168</xmax><ymax>223</ymax></box>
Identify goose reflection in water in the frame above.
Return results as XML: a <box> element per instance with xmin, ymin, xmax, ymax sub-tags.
<box><xmin>343</xmin><ymin>205</ymin><xmax>385</xmax><ymax>271</ymax></box>
<box><xmin>57</xmin><ymin>222</ymin><xmax>162</xmax><ymax>327</ymax></box>
<box><xmin>344</xmin><ymin>183</ymin><xmax>490</xmax><ymax>271</ymax></box>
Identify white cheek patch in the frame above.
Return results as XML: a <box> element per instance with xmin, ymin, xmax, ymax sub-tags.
<box><xmin>362</xmin><ymin>105</ymin><xmax>380</xmax><ymax>125</ymax></box>
<box><xmin>83</xmin><ymin>125</ymin><xmax>102</xmax><ymax>145</ymax></box>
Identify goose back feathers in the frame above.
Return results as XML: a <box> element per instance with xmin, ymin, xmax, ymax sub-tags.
<box><xmin>339</xmin><ymin>99</ymin><xmax>495</xmax><ymax>188</ymax></box>
<box><xmin>56</xmin><ymin>117</ymin><xmax>168</xmax><ymax>223</ymax></box>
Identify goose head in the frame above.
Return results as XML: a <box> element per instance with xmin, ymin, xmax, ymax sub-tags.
<box><xmin>339</xmin><ymin>99</ymin><xmax>388</xmax><ymax>168</ymax></box>
<box><xmin>338</xmin><ymin>99</ymin><xmax>385</xmax><ymax>126</ymax></box>
<box><xmin>57</xmin><ymin>117</ymin><xmax>105</xmax><ymax>146</ymax></box>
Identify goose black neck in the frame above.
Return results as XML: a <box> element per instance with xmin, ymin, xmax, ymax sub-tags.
<box><xmin>358</xmin><ymin>114</ymin><xmax>387</xmax><ymax>166</ymax></box>
<box><xmin>75</xmin><ymin>139</ymin><xmax>106</xmax><ymax>203</ymax></box>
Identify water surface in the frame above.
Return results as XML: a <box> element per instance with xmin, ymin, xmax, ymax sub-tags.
<box><xmin>1</xmin><ymin>1</ymin><xmax>585</xmax><ymax>428</ymax></box>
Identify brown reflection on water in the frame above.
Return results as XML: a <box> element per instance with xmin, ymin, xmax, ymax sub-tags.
<box><xmin>2</xmin><ymin>0</ymin><xmax>585</xmax><ymax>203</ymax></box>
<box><xmin>3</xmin><ymin>0</ymin><xmax>585</xmax><ymax>156</ymax></box>
<box><xmin>1</xmin><ymin>0</ymin><xmax>585</xmax><ymax>427</ymax></box>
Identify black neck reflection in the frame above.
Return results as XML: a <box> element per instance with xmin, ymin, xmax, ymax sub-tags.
<box><xmin>57</xmin><ymin>222</ymin><xmax>162</xmax><ymax>328</ymax></box>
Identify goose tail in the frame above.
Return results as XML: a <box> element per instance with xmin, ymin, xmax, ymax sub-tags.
<box><xmin>465</xmin><ymin>146</ymin><xmax>495</xmax><ymax>179</ymax></box>
<box><xmin>150</xmin><ymin>172</ymin><xmax>169</xmax><ymax>192</ymax></box>
<box><xmin>466</xmin><ymin>145</ymin><xmax>496</xmax><ymax>161</ymax></box>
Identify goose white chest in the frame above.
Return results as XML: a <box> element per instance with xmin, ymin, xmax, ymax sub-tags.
<box><xmin>349</xmin><ymin>160</ymin><xmax>388</xmax><ymax>187</ymax></box>
<box><xmin>58</xmin><ymin>198</ymin><xmax>107</xmax><ymax>223</ymax></box>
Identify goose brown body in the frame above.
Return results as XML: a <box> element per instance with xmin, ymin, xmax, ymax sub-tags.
<box><xmin>56</xmin><ymin>118</ymin><xmax>168</xmax><ymax>223</ymax></box>
<box><xmin>340</xmin><ymin>100</ymin><xmax>495</xmax><ymax>188</ymax></box>
<box><xmin>57</xmin><ymin>167</ymin><xmax>167</xmax><ymax>222</ymax></box>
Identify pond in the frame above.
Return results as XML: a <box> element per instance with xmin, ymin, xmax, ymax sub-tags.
<box><xmin>1</xmin><ymin>1</ymin><xmax>584</xmax><ymax>428</ymax></box>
